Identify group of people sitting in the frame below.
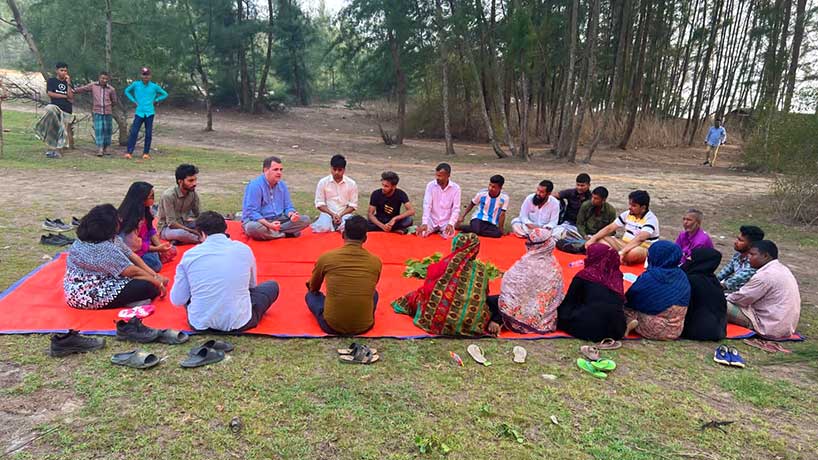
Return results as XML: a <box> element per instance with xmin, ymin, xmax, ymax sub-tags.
<box><xmin>62</xmin><ymin>155</ymin><xmax>802</xmax><ymax>342</ymax></box>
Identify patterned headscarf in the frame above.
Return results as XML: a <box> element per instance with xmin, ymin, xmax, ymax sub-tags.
<box><xmin>498</xmin><ymin>229</ymin><xmax>565</xmax><ymax>333</ymax></box>
<box><xmin>575</xmin><ymin>243</ymin><xmax>625</xmax><ymax>299</ymax></box>
<box><xmin>626</xmin><ymin>241</ymin><xmax>691</xmax><ymax>314</ymax></box>
<box><xmin>392</xmin><ymin>233</ymin><xmax>492</xmax><ymax>336</ymax></box>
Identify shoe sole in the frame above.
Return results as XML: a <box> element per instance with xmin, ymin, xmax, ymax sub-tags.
<box><xmin>50</xmin><ymin>343</ymin><xmax>105</xmax><ymax>357</ymax></box>
<box><xmin>713</xmin><ymin>357</ymin><xmax>731</xmax><ymax>366</ymax></box>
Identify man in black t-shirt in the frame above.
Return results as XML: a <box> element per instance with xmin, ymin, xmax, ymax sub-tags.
<box><xmin>42</xmin><ymin>62</ymin><xmax>74</xmax><ymax>158</ymax></box>
<box><xmin>367</xmin><ymin>171</ymin><xmax>416</xmax><ymax>234</ymax></box>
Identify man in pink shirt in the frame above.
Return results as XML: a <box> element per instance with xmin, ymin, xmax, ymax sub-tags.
<box><xmin>675</xmin><ymin>209</ymin><xmax>714</xmax><ymax>264</ymax></box>
<box><xmin>727</xmin><ymin>240</ymin><xmax>801</xmax><ymax>339</ymax></box>
<box><xmin>74</xmin><ymin>71</ymin><xmax>117</xmax><ymax>156</ymax></box>
<box><xmin>418</xmin><ymin>163</ymin><xmax>461</xmax><ymax>239</ymax></box>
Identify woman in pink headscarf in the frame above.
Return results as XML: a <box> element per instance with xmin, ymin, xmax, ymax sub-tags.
<box><xmin>486</xmin><ymin>228</ymin><xmax>565</xmax><ymax>334</ymax></box>
<box><xmin>557</xmin><ymin>243</ymin><xmax>627</xmax><ymax>341</ymax></box>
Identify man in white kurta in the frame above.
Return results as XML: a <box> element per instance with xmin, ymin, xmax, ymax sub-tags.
<box><xmin>418</xmin><ymin>163</ymin><xmax>461</xmax><ymax>239</ymax></box>
<box><xmin>511</xmin><ymin>180</ymin><xmax>560</xmax><ymax>237</ymax></box>
<box><xmin>311</xmin><ymin>154</ymin><xmax>358</xmax><ymax>233</ymax></box>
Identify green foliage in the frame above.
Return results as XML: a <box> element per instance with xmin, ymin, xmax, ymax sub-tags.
<box><xmin>495</xmin><ymin>422</ymin><xmax>525</xmax><ymax>444</ymax></box>
<box><xmin>414</xmin><ymin>434</ymin><xmax>452</xmax><ymax>455</ymax></box>
<box><xmin>403</xmin><ymin>253</ymin><xmax>503</xmax><ymax>280</ymax></box>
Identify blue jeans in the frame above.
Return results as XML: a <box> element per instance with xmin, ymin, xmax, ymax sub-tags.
<box><xmin>126</xmin><ymin>114</ymin><xmax>154</xmax><ymax>154</ymax></box>
<box><xmin>141</xmin><ymin>252</ymin><xmax>162</xmax><ymax>272</ymax></box>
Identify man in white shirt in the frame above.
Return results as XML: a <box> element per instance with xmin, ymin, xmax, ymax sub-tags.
<box><xmin>511</xmin><ymin>180</ymin><xmax>560</xmax><ymax>237</ymax></box>
<box><xmin>418</xmin><ymin>163</ymin><xmax>461</xmax><ymax>239</ymax></box>
<box><xmin>170</xmin><ymin>211</ymin><xmax>279</xmax><ymax>332</ymax></box>
<box><xmin>311</xmin><ymin>154</ymin><xmax>358</xmax><ymax>233</ymax></box>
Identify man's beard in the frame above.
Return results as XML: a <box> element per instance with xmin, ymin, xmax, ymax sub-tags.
<box><xmin>532</xmin><ymin>195</ymin><xmax>546</xmax><ymax>206</ymax></box>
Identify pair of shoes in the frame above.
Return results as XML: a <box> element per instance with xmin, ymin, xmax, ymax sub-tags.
<box><xmin>116</xmin><ymin>317</ymin><xmax>190</xmax><ymax>345</ymax></box>
<box><xmin>713</xmin><ymin>345</ymin><xmax>746</xmax><ymax>368</ymax></box>
<box><xmin>181</xmin><ymin>340</ymin><xmax>233</xmax><ymax>368</ymax></box>
<box><xmin>43</xmin><ymin>218</ymin><xmax>73</xmax><ymax>232</ymax></box>
<box><xmin>45</xmin><ymin>150</ymin><xmax>62</xmax><ymax>159</ymax></box>
<box><xmin>49</xmin><ymin>330</ymin><xmax>105</xmax><ymax>357</ymax></box>
<box><xmin>577</xmin><ymin>357</ymin><xmax>617</xmax><ymax>379</ymax></box>
<box><xmin>338</xmin><ymin>342</ymin><xmax>379</xmax><ymax>364</ymax></box>
<box><xmin>40</xmin><ymin>233</ymin><xmax>75</xmax><ymax>246</ymax></box>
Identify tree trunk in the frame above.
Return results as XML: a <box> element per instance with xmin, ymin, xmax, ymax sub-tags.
<box><xmin>570</xmin><ymin>0</ymin><xmax>598</xmax><ymax>162</ymax></box>
<box><xmin>387</xmin><ymin>29</ymin><xmax>406</xmax><ymax>145</ymax></box>
<box><xmin>618</xmin><ymin>0</ymin><xmax>650</xmax><ymax>150</ymax></box>
<box><xmin>783</xmin><ymin>0</ymin><xmax>807</xmax><ymax>112</ymax></box>
<box><xmin>556</xmin><ymin>0</ymin><xmax>579</xmax><ymax>158</ymax></box>
<box><xmin>183</xmin><ymin>0</ymin><xmax>214</xmax><ymax>131</ymax></box>
<box><xmin>686</xmin><ymin>0</ymin><xmax>723</xmax><ymax>145</ymax></box>
<box><xmin>254</xmin><ymin>0</ymin><xmax>275</xmax><ymax>112</ymax></box>
<box><xmin>435</xmin><ymin>0</ymin><xmax>455</xmax><ymax>155</ymax></box>
<box><xmin>237</xmin><ymin>0</ymin><xmax>251</xmax><ymax>112</ymax></box>
<box><xmin>0</xmin><ymin>83</ymin><xmax>5</xmax><ymax>158</ymax></box>
<box><xmin>5</xmin><ymin>0</ymin><xmax>47</xmax><ymax>79</ymax></box>
<box><xmin>519</xmin><ymin>66</ymin><xmax>529</xmax><ymax>160</ymax></box>
<box><xmin>467</xmin><ymin>46</ymin><xmax>507</xmax><ymax>158</ymax></box>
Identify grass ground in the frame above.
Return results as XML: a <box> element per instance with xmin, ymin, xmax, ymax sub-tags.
<box><xmin>1</xmin><ymin>108</ymin><xmax>817</xmax><ymax>460</ymax></box>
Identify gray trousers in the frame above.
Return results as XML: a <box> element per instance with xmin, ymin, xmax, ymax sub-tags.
<box><xmin>243</xmin><ymin>214</ymin><xmax>311</xmax><ymax>240</ymax></box>
<box><xmin>160</xmin><ymin>227</ymin><xmax>202</xmax><ymax>244</ymax></box>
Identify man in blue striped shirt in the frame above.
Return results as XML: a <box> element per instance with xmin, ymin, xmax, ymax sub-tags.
<box><xmin>703</xmin><ymin>119</ymin><xmax>727</xmax><ymax>167</ymax></box>
<box><xmin>242</xmin><ymin>156</ymin><xmax>311</xmax><ymax>239</ymax></box>
<box><xmin>457</xmin><ymin>175</ymin><xmax>509</xmax><ymax>238</ymax></box>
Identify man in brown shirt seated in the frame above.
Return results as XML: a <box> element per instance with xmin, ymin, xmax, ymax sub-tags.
<box><xmin>306</xmin><ymin>215</ymin><xmax>382</xmax><ymax>334</ymax></box>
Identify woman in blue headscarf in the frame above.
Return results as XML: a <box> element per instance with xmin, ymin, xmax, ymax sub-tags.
<box><xmin>625</xmin><ymin>241</ymin><xmax>691</xmax><ymax>340</ymax></box>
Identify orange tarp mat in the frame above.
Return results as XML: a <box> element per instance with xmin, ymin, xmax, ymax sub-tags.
<box><xmin>0</xmin><ymin>221</ymin><xmax>772</xmax><ymax>340</ymax></box>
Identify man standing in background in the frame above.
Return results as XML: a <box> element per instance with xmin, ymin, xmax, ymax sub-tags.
<box><xmin>74</xmin><ymin>71</ymin><xmax>117</xmax><ymax>157</ymax></box>
<box><xmin>124</xmin><ymin>67</ymin><xmax>168</xmax><ymax>160</ymax></box>
<box><xmin>703</xmin><ymin>119</ymin><xmax>727</xmax><ymax>167</ymax></box>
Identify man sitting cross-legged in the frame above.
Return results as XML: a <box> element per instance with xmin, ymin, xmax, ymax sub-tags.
<box><xmin>157</xmin><ymin>164</ymin><xmax>202</xmax><ymax>245</ymax></box>
<box><xmin>717</xmin><ymin>225</ymin><xmax>764</xmax><ymax>292</ymax></box>
<box><xmin>457</xmin><ymin>174</ymin><xmax>510</xmax><ymax>238</ymax></box>
<box><xmin>170</xmin><ymin>211</ymin><xmax>280</xmax><ymax>332</ymax></box>
<box><xmin>511</xmin><ymin>179</ymin><xmax>560</xmax><ymax>237</ymax></box>
<box><xmin>367</xmin><ymin>171</ymin><xmax>416</xmax><ymax>234</ymax></box>
<box><xmin>585</xmin><ymin>190</ymin><xmax>659</xmax><ymax>265</ymax></box>
<box><xmin>242</xmin><ymin>155</ymin><xmax>311</xmax><ymax>239</ymax></box>
<box><xmin>306</xmin><ymin>215</ymin><xmax>383</xmax><ymax>335</ymax></box>
<box><xmin>674</xmin><ymin>208</ymin><xmax>713</xmax><ymax>264</ymax></box>
<box><xmin>417</xmin><ymin>163</ymin><xmax>461</xmax><ymax>239</ymax></box>
<box><xmin>726</xmin><ymin>240</ymin><xmax>801</xmax><ymax>339</ymax></box>
<box><xmin>311</xmin><ymin>154</ymin><xmax>358</xmax><ymax>233</ymax></box>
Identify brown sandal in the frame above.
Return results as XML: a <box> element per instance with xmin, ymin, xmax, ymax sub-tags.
<box><xmin>580</xmin><ymin>345</ymin><xmax>601</xmax><ymax>361</ymax></box>
<box><xmin>596</xmin><ymin>338</ymin><xmax>622</xmax><ymax>350</ymax></box>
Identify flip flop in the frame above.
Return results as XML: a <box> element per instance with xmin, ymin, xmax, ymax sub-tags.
<box><xmin>181</xmin><ymin>346</ymin><xmax>225</xmax><ymax>368</ymax></box>
<box><xmin>338</xmin><ymin>347</ymin><xmax>379</xmax><ymax>364</ymax></box>
<box><xmin>158</xmin><ymin>329</ymin><xmax>189</xmax><ymax>345</ymax></box>
<box><xmin>596</xmin><ymin>338</ymin><xmax>622</xmax><ymax>350</ymax></box>
<box><xmin>590</xmin><ymin>359</ymin><xmax>616</xmax><ymax>372</ymax></box>
<box><xmin>110</xmin><ymin>350</ymin><xmax>160</xmax><ymax>369</ymax></box>
<box><xmin>467</xmin><ymin>344</ymin><xmax>491</xmax><ymax>366</ymax></box>
<box><xmin>194</xmin><ymin>340</ymin><xmax>234</xmax><ymax>353</ymax></box>
<box><xmin>337</xmin><ymin>343</ymin><xmax>378</xmax><ymax>355</ymax></box>
<box><xmin>117</xmin><ymin>304</ymin><xmax>155</xmax><ymax>320</ymax></box>
<box><xmin>580</xmin><ymin>345</ymin><xmax>601</xmax><ymax>361</ymax></box>
<box><xmin>577</xmin><ymin>358</ymin><xmax>607</xmax><ymax>379</ymax></box>
<box><xmin>512</xmin><ymin>346</ymin><xmax>527</xmax><ymax>364</ymax></box>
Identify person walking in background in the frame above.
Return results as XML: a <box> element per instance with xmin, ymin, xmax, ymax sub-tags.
<box><xmin>74</xmin><ymin>71</ymin><xmax>117</xmax><ymax>156</ymax></box>
<box><xmin>703</xmin><ymin>119</ymin><xmax>727</xmax><ymax>167</ymax></box>
<box><xmin>124</xmin><ymin>67</ymin><xmax>168</xmax><ymax>160</ymax></box>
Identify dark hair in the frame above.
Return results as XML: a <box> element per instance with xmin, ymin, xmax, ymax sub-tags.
<box><xmin>344</xmin><ymin>215</ymin><xmax>368</xmax><ymax>241</ymax></box>
<box><xmin>538</xmin><ymin>180</ymin><xmax>554</xmax><ymax>193</ymax></box>
<box><xmin>628</xmin><ymin>190</ymin><xmax>650</xmax><ymax>210</ymax></box>
<box><xmin>739</xmin><ymin>225</ymin><xmax>765</xmax><ymax>242</ymax></box>
<box><xmin>381</xmin><ymin>171</ymin><xmax>399</xmax><ymax>185</ymax></box>
<box><xmin>263</xmin><ymin>156</ymin><xmax>282</xmax><ymax>169</ymax></box>
<box><xmin>592</xmin><ymin>186</ymin><xmax>609</xmax><ymax>199</ymax></box>
<box><xmin>55</xmin><ymin>62</ymin><xmax>68</xmax><ymax>69</ymax></box>
<box><xmin>751</xmin><ymin>240</ymin><xmax>778</xmax><ymax>260</ymax></box>
<box><xmin>576</xmin><ymin>173</ymin><xmax>591</xmax><ymax>184</ymax></box>
<box><xmin>77</xmin><ymin>204</ymin><xmax>119</xmax><ymax>243</ymax></box>
<box><xmin>195</xmin><ymin>211</ymin><xmax>227</xmax><ymax>236</ymax></box>
<box><xmin>175</xmin><ymin>164</ymin><xmax>199</xmax><ymax>183</ymax></box>
<box><xmin>490</xmin><ymin>175</ymin><xmax>505</xmax><ymax>187</ymax></box>
<box><xmin>118</xmin><ymin>181</ymin><xmax>154</xmax><ymax>234</ymax></box>
<box><xmin>436</xmin><ymin>163</ymin><xmax>451</xmax><ymax>174</ymax></box>
<box><xmin>99</xmin><ymin>71</ymin><xmax>110</xmax><ymax>77</ymax></box>
<box><xmin>330</xmin><ymin>154</ymin><xmax>346</xmax><ymax>168</ymax></box>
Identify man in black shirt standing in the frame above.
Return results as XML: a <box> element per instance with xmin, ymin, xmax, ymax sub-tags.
<box><xmin>367</xmin><ymin>171</ymin><xmax>416</xmax><ymax>234</ymax></box>
<box><xmin>43</xmin><ymin>62</ymin><xmax>73</xmax><ymax>158</ymax></box>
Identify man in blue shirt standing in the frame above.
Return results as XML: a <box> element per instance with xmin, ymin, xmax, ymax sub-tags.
<box><xmin>124</xmin><ymin>67</ymin><xmax>168</xmax><ymax>160</ymax></box>
<box><xmin>703</xmin><ymin>119</ymin><xmax>727</xmax><ymax>167</ymax></box>
<box><xmin>242</xmin><ymin>156</ymin><xmax>312</xmax><ymax>239</ymax></box>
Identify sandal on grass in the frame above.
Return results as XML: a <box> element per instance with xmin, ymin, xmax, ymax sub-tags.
<box><xmin>590</xmin><ymin>359</ymin><xmax>616</xmax><ymax>372</ymax></box>
<box><xmin>181</xmin><ymin>346</ymin><xmax>225</xmax><ymax>368</ymax></box>
<box><xmin>512</xmin><ymin>346</ymin><xmax>527</xmax><ymax>364</ymax></box>
<box><xmin>467</xmin><ymin>344</ymin><xmax>491</xmax><ymax>366</ymax></box>
<box><xmin>337</xmin><ymin>342</ymin><xmax>378</xmax><ymax>355</ymax></box>
<box><xmin>577</xmin><ymin>358</ymin><xmax>607</xmax><ymax>379</ymax></box>
<box><xmin>111</xmin><ymin>350</ymin><xmax>160</xmax><ymax>369</ymax></box>
<box><xmin>580</xmin><ymin>345</ymin><xmax>601</xmax><ymax>361</ymax></box>
<box><xmin>158</xmin><ymin>329</ymin><xmax>189</xmax><ymax>345</ymax></box>
<box><xmin>596</xmin><ymin>338</ymin><xmax>622</xmax><ymax>350</ymax></box>
<box><xmin>338</xmin><ymin>346</ymin><xmax>379</xmax><ymax>364</ymax></box>
<box><xmin>195</xmin><ymin>340</ymin><xmax>234</xmax><ymax>353</ymax></box>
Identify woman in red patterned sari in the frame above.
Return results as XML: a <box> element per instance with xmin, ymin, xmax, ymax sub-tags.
<box><xmin>392</xmin><ymin>233</ymin><xmax>501</xmax><ymax>336</ymax></box>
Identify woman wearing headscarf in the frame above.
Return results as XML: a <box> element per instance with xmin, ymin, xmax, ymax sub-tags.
<box><xmin>492</xmin><ymin>228</ymin><xmax>564</xmax><ymax>334</ymax></box>
<box><xmin>681</xmin><ymin>248</ymin><xmax>727</xmax><ymax>340</ymax></box>
<box><xmin>625</xmin><ymin>241</ymin><xmax>691</xmax><ymax>340</ymax></box>
<box><xmin>392</xmin><ymin>233</ymin><xmax>502</xmax><ymax>336</ymax></box>
<box><xmin>557</xmin><ymin>243</ymin><xmax>627</xmax><ymax>341</ymax></box>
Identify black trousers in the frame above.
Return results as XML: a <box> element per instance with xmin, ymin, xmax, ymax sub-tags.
<box><xmin>460</xmin><ymin>218</ymin><xmax>503</xmax><ymax>238</ymax></box>
<box><xmin>103</xmin><ymin>279</ymin><xmax>160</xmax><ymax>309</ymax></box>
